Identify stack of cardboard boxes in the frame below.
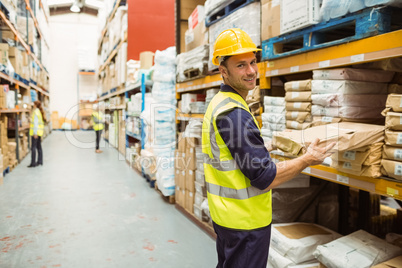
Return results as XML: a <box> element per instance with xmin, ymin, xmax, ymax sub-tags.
<box><xmin>284</xmin><ymin>79</ymin><xmax>313</xmax><ymax>130</ymax></box>
<box><xmin>7</xmin><ymin>141</ymin><xmax>17</xmax><ymax>167</ymax></box>
<box><xmin>0</xmin><ymin>85</ymin><xmax>9</xmax><ymax>109</ymax></box>
<box><xmin>175</xmin><ymin>134</ymin><xmax>205</xmax><ymax>215</ymax></box>
<box><xmin>9</xmin><ymin>47</ymin><xmax>30</xmax><ymax>81</ymax></box>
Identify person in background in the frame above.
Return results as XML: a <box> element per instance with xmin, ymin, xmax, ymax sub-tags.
<box><xmin>92</xmin><ymin>103</ymin><xmax>104</xmax><ymax>153</ymax></box>
<box><xmin>28</xmin><ymin>100</ymin><xmax>46</xmax><ymax>168</ymax></box>
<box><xmin>202</xmin><ymin>28</ymin><xmax>336</xmax><ymax>268</ymax></box>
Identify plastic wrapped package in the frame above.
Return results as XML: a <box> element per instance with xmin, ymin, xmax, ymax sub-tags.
<box><xmin>313</xmin><ymin>68</ymin><xmax>395</xmax><ymax>82</ymax></box>
<box><xmin>286</xmin><ymin>121</ymin><xmax>311</xmax><ymax>130</ymax></box>
<box><xmin>268</xmin><ymin>247</ymin><xmax>320</xmax><ymax>268</ymax></box>
<box><xmin>365</xmin><ymin>0</ymin><xmax>402</xmax><ymax>7</ymax></box>
<box><xmin>285</xmin><ymin>102</ymin><xmax>311</xmax><ymax>112</ymax></box>
<box><xmin>286</xmin><ymin>112</ymin><xmax>312</xmax><ymax>123</ymax></box>
<box><xmin>152</xmin><ymin>82</ymin><xmax>176</xmax><ymax>104</ymax></box>
<box><xmin>264</xmin><ymin>105</ymin><xmax>286</xmax><ymax>114</ymax></box>
<box><xmin>176</xmin><ymin>45</ymin><xmax>209</xmax><ymax>82</ymax></box>
<box><xmin>156</xmin><ymin>166</ymin><xmax>175</xmax><ymax>197</ymax></box>
<box><xmin>312</xmin><ymin>80</ymin><xmax>388</xmax><ymax>94</ymax></box>
<box><xmin>312</xmin><ymin>105</ymin><xmax>384</xmax><ymax>118</ymax></box>
<box><xmin>284</xmin><ymin>79</ymin><xmax>312</xmax><ymax>92</ymax></box>
<box><xmin>267</xmin><ymin>122</ymin><xmax>286</xmax><ymax>132</ymax></box>
<box><xmin>206</xmin><ymin>88</ymin><xmax>220</xmax><ymax>99</ymax></box>
<box><xmin>312</xmin><ymin>94</ymin><xmax>387</xmax><ymax>107</ymax></box>
<box><xmin>126</xmin><ymin>60</ymin><xmax>140</xmax><ymax>86</ymax></box>
<box><xmin>184</xmin><ymin>119</ymin><xmax>203</xmax><ymax>139</ymax></box>
<box><xmin>181</xmin><ymin>93</ymin><xmax>206</xmax><ymax>114</ymax></box>
<box><xmin>262</xmin><ymin>113</ymin><xmax>286</xmax><ymax>124</ymax></box>
<box><xmin>271</xmin><ymin>223</ymin><xmax>342</xmax><ymax>264</ymax></box>
<box><xmin>154</xmin><ymin>46</ymin><xmax>176</xmax><ymax>66</ymax></box>
<box><xmin>314</xmin><ymin>230</ymin><xmax>402</xmax><ymax>268</ymax></box>
<box><xmin>190</xmin><ymin>102</ymin><xmax>206</xmax><ymax>113</ymax></box>
<box><xmin>320</xmin><ymin>0</ymin><xmax>366</xmax><ymax>21</ymax></box>
<box><xmin>264</xmin><ymin>96</ymin><xmax>286</xmax><ymax>106</ymax></box>
<box><xmin>153</xmin><ymin>65</ymin><xmax>176</xmax><ymax>84</ymax></box>
<box><xmin>208</xmin><ymin>2</ymin><xmax>261</xmax><ymax>70</ymax></box>
<box><xmin>285</xmin><ymin>91</ymin><xmax>312</xmax><ymax>102</ymax></box>
<box><xmin>204</xmin><ymin>0</ymin><xmax>236</xmax><ymax>17</ymax></box>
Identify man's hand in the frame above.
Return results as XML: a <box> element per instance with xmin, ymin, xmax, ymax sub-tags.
<box><xmin>303</xmin><ymin>138</ymin><xmax>336</xmax><ymax>166</ymax></box>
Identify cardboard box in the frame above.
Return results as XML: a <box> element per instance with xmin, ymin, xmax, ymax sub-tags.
<box><xmin>139</xmin><ymin>51</ymin><xmax>154</xmax><ymax>69</ymax></box>
<box><xmin>186</xmin><ymin>169</ymin><xmax>195</xmax><ymax>192</ymax></box>
<box><xmin>0</xmin><ymin>43</ymin><xmax>9</xmax><ymax>66</ymax></box>
<box><xmin>185</xmin><ymin>22</ymin><xmax>208</xmax><ymax>52</ymax></box>
<box><xmin>195</xmin><ymin>181</ymin><xmax>207</xmax><ymax>197</ymax></box>
<box><xmin>372</xmin><ymin>256</ymin><xmax>402</xmax><ymax>268</ymax></box>
<box><xmin>175</xmin><ymin>150</ymin><xmax>187</xmax><ymax>170</ymax></box>
<box><xmin>178</xmin><ymin>133</ymin><xmax>186</xmax><ymax>152</ymax></box>
<box><xmin>385</xmin><ymin>112</ymin><xmax>402</xmax><ymax>131</ymax></box>
<box><xmin>261</xmin><ymin>0</ymin><xmax>281</xmax><ymax>40</ymax></box>
<box><xmin>383</xmin><ymin>146</ymin><xmax>402</xmax><ymax>162</ymax></box>
<box><xmin>180</xmin><ymin>21</ymin><xmax>188</xmax><ymax>54</ymax></box>
<box><xmin>385</xmin><ymin>130</ymin><xmax>402</xmax><ymax>147</ymax></box>
<box><xmin>386</xmin><ymin>94</ymin><xmax>402</xmax><ymax>112</ymax></box>
<box><xmin>273</xmin><ymin>122</ymin><xmax>385</xmax><ymax>156</ymax></box>
<box><xmin>185</xmin><ymin>190</ymin><xmax>194</xmax><ymax>213</ymax></box>
<box><xmin>181</xmin><ymin>0</ymin><xmax>205</xmax><ymax>20</ymax></box>
<box><xmin>381</xmin><ymin>159</ymin><xmax>402</xmax><ymax>181</ymax></box>
<box><xmin>175</xmin><ymin>186</ymin><xmax>185</xmax><ymax>207</ymax></box>
<box><xmin>188</xmin><ymin>5</ymin><xmax>205</xmax><ymax>30</ymax></box>
<box><xmin>194</xmin><ymin>192</ymin><xmax>204</xmax><ymax>206</ymax></box>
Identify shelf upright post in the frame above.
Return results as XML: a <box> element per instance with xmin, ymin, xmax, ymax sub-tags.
<box><xmin>140</xmin><ymin>73</ymin><xmax>145</xmax><ymax>150</ymax></box>
<box><xmin>15</xmin><ymin>86</ymin><xmax>19</xmax><ymax>162</ymax></box>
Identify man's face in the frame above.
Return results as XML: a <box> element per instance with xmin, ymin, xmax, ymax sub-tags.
<box><xmin>219</xmin><ymin>52</ymin><xmax>258</xmax><ymax>93</ymax></box>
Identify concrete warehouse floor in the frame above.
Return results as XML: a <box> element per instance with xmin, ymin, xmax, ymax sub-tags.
<box><xmin>0</xmin><ymin>131</ymin><xmax>216</xmax><ymax>267</ymax></box>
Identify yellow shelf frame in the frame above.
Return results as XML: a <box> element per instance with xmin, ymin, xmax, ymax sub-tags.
<box><xmin>98</xmin><ymin>81</ymin><xmax>141</xmax><ymax>101</ymax></box>
<box><xmin>263</xmin><ymin>30</ymin><xmax>402</xmax><ymax>81</ymax></box>
<box><xmin>176</xmin><ymin>113</ymin><xmax>204</xmax><ymax>122</ymax></box>
<box><xmin>0</xmin><ymin>9</ymin><xmax>49</xmax><ymax>76</ymax></box>
<box><xmin>271</xmin><ymin>153</ymin><xmax>402</xmax><ymax>201</ymax></box>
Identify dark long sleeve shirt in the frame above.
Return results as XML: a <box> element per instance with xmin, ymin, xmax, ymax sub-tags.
<box><xmin>216</xmin><ymin>84</ymin><xmax>277</xmax><ymax>190</ymax></box>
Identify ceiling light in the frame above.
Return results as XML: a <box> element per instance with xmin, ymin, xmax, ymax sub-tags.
<box><xmin>70</xmin><ymin>4</ymin><xmax>80</xmax><ymax>12</ymax></box>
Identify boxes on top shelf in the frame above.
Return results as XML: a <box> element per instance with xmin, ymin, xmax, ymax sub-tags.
<box><xmin>280</xmin><ymin>0</ymin><xmax>321</xmax><ymax>35</ymax></box>
<box><xmin>0</xmin><ymin>43</ymin><xmax>9</xmax><ymax>66</ymax></box>
<box><xmin>185</xmin><ymin>5</ymin><xmax>209</xmax><ymax>52</ymax></box>
<box><xmin>261</xmin><ymin>0</ymin><xmax>281</xmax><ymax>40</ymax></box>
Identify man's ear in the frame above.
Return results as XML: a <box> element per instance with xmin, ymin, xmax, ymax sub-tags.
<box><xmin>219</xmin><ymin>65</ymin><xmax>228</xmax><ymax>79</ymax></box>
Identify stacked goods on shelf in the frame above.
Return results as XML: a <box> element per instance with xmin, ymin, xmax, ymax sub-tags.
<box><xmin>382</xmin><ymin>94</ymin><xmax>402</xmax><ymax>180</ymax></box>
<box><xmin>373</xmin><ymin>256</ymin><xmax>402</xmax><ymax>268</ymax></box>
<box><xmin>148</xmin><ymin>47</ymin><xmax>177</xmax><ymax>196</ymax></box>
<box><xmin>313</xmin><ymin>230</ymin><xmax>402</xmax><ymax>267</ymax></box>
<box><xmin>284</xmin><ymin>79</ymin><xmax>312</xmax><ymax>130</ymax></box>
<box><xmin>207</xmin><ymin>1</ymin><xmax>260</xmax><ymax>71</ymax></box>
<box><xmin>268</xmin><ymin>223</ymin><xmax>341</xmax><ymax>268</ymax></box>
<box><xmin>176</xmin><ymin>45</ymin><xmax>209</xmax><ymax>82</ymax></box>
<box><xmin>261</xmin><ymin>96</ymin><xmax>285</xmax><ymax>143</ymax></box>
<box><xmin>245</xmin><ymin>86</ymin><xmax>261</xmax><ymax>116</ymax></box>
<box><xmin>311</xmin><ymin>68</ymin><xmax>393</xmax><ymax>126</ymax></box>
<box><xmin>184</xmin><ymin>5</ymin><xmax>208</xmax><ymax>53</ymax></box>
<box><xmin>8</xmin><ymin>47</ymin><xmax>30</xmax><ymax>81</ymax></box>
<box><xmin>180</xmin><ymin>93</ymin><xmax>206</xmax><ymax>114</ymax></box>
<box><xmin>0</xmin><ymin>85</ymin><xmax>8</xmax><ymax>108</ymax></box>
<box><xmin>118</xmin><ymin>110</ymin><xmax>126</xmax><ymax>156</ymax></box>
<box><xmin>7</xmin><ymin>140</ymin><xmax>16</xmax><ymax>167</ymax></box>
<box><xmin>125</xmin><ymin>59</ymin><xmax>140</xmax><ymax>87</ymax></box>
<box><xmin>261</xmin><ymin>0</ymin><xmax>321</xmax><ymax>41</ymax></box>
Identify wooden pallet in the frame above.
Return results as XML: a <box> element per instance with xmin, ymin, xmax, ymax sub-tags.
<box><xmin>154</xmin><ymin>182</ymin><xmax>175</xmax><ymax>204</ymax></box>
<box><xmin>9</xmin><ymin>160</ymin><xmax>17</xmax><ymax>171</ymax></box>
<box><xmin>181</xmin><ymin>64</ymin><xmax>209</xmax><ymax>82</ymax></box>
<box><xmin>206</xmin><ymin>0</ymin><xmax>256</xmax><ymax>27</ymax></box>
<box><xmin>262</xmin><ymin>6</ymin><xmax>402</xmax><ymax>61</ymax></box>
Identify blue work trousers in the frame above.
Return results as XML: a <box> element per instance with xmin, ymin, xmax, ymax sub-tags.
<box><xmin>213</xmin><ymin>222</ymin><xmax>271</xmax><ymax>268</ymax></box>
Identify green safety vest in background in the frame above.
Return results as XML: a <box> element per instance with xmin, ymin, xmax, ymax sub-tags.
<box><xmin>202</xmin><ymin>91</ymin><xmax>272</xmax><ymax>230</ymax></box>
<box><xmin>29</xmin><ymin>108</ymin><xmax>44</xmax><ymax>137</ymax></box>
<box><xmin>92</xmin><ymin>111</ymin><xmax>104</xmax><ymax>131</ymax></box>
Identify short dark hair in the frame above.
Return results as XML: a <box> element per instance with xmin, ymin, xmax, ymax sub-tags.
<box><xmin>219</xmin><ymin>56</ymin><xmax>231</xmax><ymax>68</ymax></box>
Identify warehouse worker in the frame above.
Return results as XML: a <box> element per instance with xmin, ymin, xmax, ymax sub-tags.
<box><xmin>202</xmin><ymin>28</ymin><xmax>336</xmax><ymax>268</ymax></box>
<box><xmin>28</xmin><ymin>100</ymin><xmax>46</xmax><ymax>168</ymax></box>
<box><xmin>92</xmin><ymin>103</ymin><xmax>104</xmax><ymax>153</ymax></box>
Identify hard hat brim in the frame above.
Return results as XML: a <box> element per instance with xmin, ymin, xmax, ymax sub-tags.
<box><xmin>212</xmin><ymin>47</ymin><xmax>262</xmax><ymax>66</ymax></box>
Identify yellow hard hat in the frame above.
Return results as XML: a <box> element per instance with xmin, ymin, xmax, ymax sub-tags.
<box><xmin>212</xmin><ymin>28</ymin><xmax>261</xmax><ymax>66</ymax></box>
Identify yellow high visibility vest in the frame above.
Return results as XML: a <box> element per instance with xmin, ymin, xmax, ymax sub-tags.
<box><xmin>92</xmin><ymin>111</ymin><xmax>104</xmax><ymax>131</ymax></box>
<box><xmin>202</xmin><ymin>90</ymin><xmax>272</xmax><ymax>230</ymax></box>
<box><xmin>30</xmin><ymin>108</ymin><xmax>44</xmax><ymax>136</ymax></box>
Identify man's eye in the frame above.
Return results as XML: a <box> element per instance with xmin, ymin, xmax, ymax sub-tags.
<box><xmin>237</xmin><ymin>64</ymin><xmax>244</xmax><ymax>68</ymax></box>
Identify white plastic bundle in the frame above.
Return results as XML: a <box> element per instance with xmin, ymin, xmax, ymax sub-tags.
<box><xmin>176</xmin><ymin>45</ymin><xmax>209</xmax><ymax>82</ymax></box>
<box><xmin>365</xmin><ymin>0</ymin><xmax>402</xmax><ymax>7</ymax></box>
<box><xmin>152</xmin><ymin>82</ymin><xmax>176</xmax><ymax>104</ymax></box>
<box><xmin>156</xmin><ymin>157</ymin><xmax>175</xmax><ymax>196</ymax></box>
<box><xmin>126</xmin><ymin>59</ymin><xmax>140</xmax><ymax>86</ymax></box>
<box><xmin>320</xmin><ymin>0</ymin><xmax>365</xmax><ymax>21</ymax></box>
<box><xmin>184</xmin><ymin>119</ymin><xmax>203</xmax><ymax>139</ymax></box>
<box><xmin>153</xmin><ymin>46</ymin><xmax>177</xmax><ymax>83</ymax></box>
<box><xmin>205</xmin><ymin>0</ymin><xmax>236</xmax><ymax>17</ymax></box>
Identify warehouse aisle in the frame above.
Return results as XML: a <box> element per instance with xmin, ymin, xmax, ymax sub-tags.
<box><xmin>0</xmin><ymin>131</ymin><xmax>216</xmax><ymax>267</ymax></box>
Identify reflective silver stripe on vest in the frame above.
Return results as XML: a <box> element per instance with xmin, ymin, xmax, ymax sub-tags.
<box><xmin>203</xmin><ymin>153</ymin><xmax>238</xmax><ymax>172</ymax></box>
<box><xmin>206</xmin><ymin>181</ymin><xmax>267</xmax><ymax>200</ymax></box>
<box><xmin>209</xmin><ymin>98</ymin><xmax>244</xmax><ymax>161</ymax></box>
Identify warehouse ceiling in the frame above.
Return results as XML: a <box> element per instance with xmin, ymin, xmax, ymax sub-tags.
<box><xmin>48</xmin><ymin>0</ymin><xmax>103</xmax><ymax>16</ymax></box>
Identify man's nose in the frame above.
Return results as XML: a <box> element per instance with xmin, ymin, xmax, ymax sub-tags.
<box><xmin>246</xmin><ymin>64</ymin><xmax>257</xmax><ymax>76</ymax></box>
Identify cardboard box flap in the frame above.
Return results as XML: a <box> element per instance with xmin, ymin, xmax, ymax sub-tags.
<box><xmin>275</xmin><ymin>223</ymin><xmax>331</xmax><ymax>240</ymax></box>
<box><xmin>386</xmin><ymin>94</ymin><xmax>402</xmax><ymax>112</ymax></box>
